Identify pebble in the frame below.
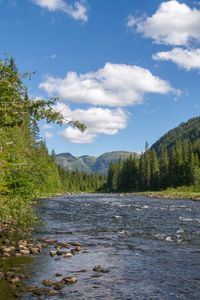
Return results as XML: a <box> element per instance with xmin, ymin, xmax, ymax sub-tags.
<box><xmin>63</xmin><ymin>252</ymin><xmax>72</xmax><ymax>258</ymax></box>
<box><xmin>62</xmin><ymin>276</ymin><xmax>77</xmax><ymax>284</ymax></box>
<box><xmin>30</xmin><ymin>247</ymin><xmax>40</xmax><ymax>254</ymax></box>
<box><xmin>93</xmin><ymin>265</ymin><xmax>110</xmax><ymax>273</ymax></box>
<box><xmin>74</xmin><ymin>246</ymin><xmax>81</xmax><ymax>252</ymax></box>
<box><xmin>70</xmin><ymin>242</ymin><xmax>81</xmax><ymax>247</ymax></box>
<box><xmin>19</xmin><ymin>249</ymin><xmax>30</xmax><ymax>255</ymax></box>
<box><xmin>9</xmin><ymin>276</ymin><xmax>21</xmax><ymax>284</ymax></box>
<box><xmin>53</xmin><ymin>281</ymin><xmax>65</xmax><ymax>290</ymax></box>
<box><xmin>166</xmin><ymin>236</ymin><xmax>173</xmax><ymax>242</ymax></box>
<box><xmin>42</xmin><ymin>279</ymin><xmax>55</xmax><ymax>287</ymax></box>
<box><xmin>50</xmin><ymin>250</ymin><xmax>57</xmax><ymax>257</ymax></box>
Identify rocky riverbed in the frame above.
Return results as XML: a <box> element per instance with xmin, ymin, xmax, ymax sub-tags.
<box><xmin>1</xmin><ymin>193</ymin><xmax>200</xmax><ymax>299</ymax></box>
<box><xmin>0</xmin><ymin>234</ymin><xmax>107</xmax><ymax>299</ymax></box>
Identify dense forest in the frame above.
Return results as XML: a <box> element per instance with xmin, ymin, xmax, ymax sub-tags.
<box><xmin>151</xmin><ymin>117</ymin><xmax>200</xmax><ymax>153</ymax></box>
<box><xmin>107</xmin><ymin>135</ymin><xmax>200</xmax><ymax>192</ymax></box>
<box><xmin>0</xmin><ymin>58</ymin><xmax>105</xmax><ymax>227</ymax></box>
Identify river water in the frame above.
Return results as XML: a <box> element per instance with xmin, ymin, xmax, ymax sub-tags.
<box><xmin>1</xmin><ymin>194</ymin><xmax>200</xmax><ymax>299</ymax></box>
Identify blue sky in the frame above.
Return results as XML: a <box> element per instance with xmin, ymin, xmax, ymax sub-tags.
<box><xmin>0</xmin><ymin>0</ymin><xmax>200</xmax><ymax>156</ymax></box>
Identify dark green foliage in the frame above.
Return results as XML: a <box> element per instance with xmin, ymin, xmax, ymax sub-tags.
<box><xmin>106</xmin><ymin>121</ymin><xmax>200</xmax><ymax>192</ymax></box>
<box><xmin>58</xmin><ymin>167</ymin><xmax>106</xmax><ymax>192</ymax></box>
<box><xmin>151</xmin><ymin>116</ymin><xmax>200</xmax><ymax>153</ymax></box>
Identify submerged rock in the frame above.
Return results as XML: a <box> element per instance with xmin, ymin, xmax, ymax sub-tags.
<box><xmin>70</xmin><ymin>241</ymin><xmax>81</xmax><ymax>247</ymax></box>
<box><xmin>48</xmin><ymin>290</ymin><xmax>59</xmax><ymax>296</ymax></box>
<box><xmin>93</xmin><ymin>265</ymin><xmax>110</xmax><ymax>273</ymax></box>
<box><xmin>50</xmin><ymin>250</ymin><xmax>57</xmax><ymax>257</ymax></box>
<box><xmin>42</xmin><ymin>279</ymin><xmax>55</xmax><ymax>287</ymax></box>
<box><xmin>32</xmin><ymin>287</ymin><xmax>51</xmax><ymax>296</ymax></box>
<box><xmin>53</xmin><ymin>281</ymin><xmax>65</xmax><ymax>290</ymax></box>
<box><xmin>62</xmin><ymin>276</ymin><xmax>77</xmax><ymax>284</ymax></box>
<box><xmin>63</xmin><ymin>252</ymin><xmax>72</xmax><ymax>258</ymax></box>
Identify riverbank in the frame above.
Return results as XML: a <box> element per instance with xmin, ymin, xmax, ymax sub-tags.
<box><xmin>133</xmin><ymin>187</ymin><xmax>200</xmax><ymax>201</ymax></box>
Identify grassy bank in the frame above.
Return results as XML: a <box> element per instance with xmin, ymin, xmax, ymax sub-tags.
<box><xmin>135</xmin><ymin>186</ymin><xmax>200</xmax><ymax>200</ymax></box>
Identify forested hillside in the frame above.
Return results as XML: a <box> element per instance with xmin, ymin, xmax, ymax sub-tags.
<box><xmin>151</xmin><ymin>117</ymin><xmax>200</xmax><ymax>153</ymax></box>
<box><xmin>0</xmin><ymin>58</ymin><xmax>105</xmax><ymax>228</ymax></box>
<box><xmin>107</xmin><ymin>120</ymin><xmax>200</xmax><ymax>192</ymax></box>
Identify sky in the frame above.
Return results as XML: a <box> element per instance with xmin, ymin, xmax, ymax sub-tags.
<box><xmin>0</xmin><ymin>0</ymin><xmax>200</xmax><ymax>157</ymax></box>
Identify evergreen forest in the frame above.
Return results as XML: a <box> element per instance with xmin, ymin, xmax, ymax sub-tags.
<box><xmin>107</xmin><ymin>130</ymin><xmax>200</xmax><ymax>192</ymax></box>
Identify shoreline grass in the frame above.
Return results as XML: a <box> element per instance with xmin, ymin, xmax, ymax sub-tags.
<box><xmin>131</xmin><ymin>186</ymin><xmax>200</xmax><ymax>200</ymax></box>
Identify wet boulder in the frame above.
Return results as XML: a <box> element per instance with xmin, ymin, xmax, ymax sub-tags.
<box><xmin>93</xmin><ymin>265</ymin><xmax>110</xmax><ymax>273</ymax></box>
<box><xmin>62</xmin><ymin>276</ymin><xmax>77</xmax><ymax>284</ymax></box>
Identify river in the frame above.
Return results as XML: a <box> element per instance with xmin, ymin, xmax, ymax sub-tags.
<box><xmin>1</xmin><ymin>194</ymin><xmax>200</xmax><ymax>299</ymax></box>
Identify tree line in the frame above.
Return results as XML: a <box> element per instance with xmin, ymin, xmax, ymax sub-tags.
<box><xmin>0</xmin><ymin>58</ymin><xmax>105</xmax><ymax>227</ymax></box>
<box><xmin>106</xmin><ymin>140</ymin><xmax>200</xmax><ymax>192</ymax></box>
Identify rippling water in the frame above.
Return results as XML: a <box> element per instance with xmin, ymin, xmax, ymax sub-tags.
<box><xmin>2</xmin><ymin>194</ymin><xmax>200</xmax><ymax>299</ymax></box>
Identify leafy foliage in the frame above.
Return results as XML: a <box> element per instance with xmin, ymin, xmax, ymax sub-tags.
<box><xmin>0</xmin><ymin>58</ymin><xmax>94</xmax><ymax>228</ymax></box>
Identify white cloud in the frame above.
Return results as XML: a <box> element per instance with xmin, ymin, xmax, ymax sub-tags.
<box><xmin>153</xmin><ymin>48</ymin><xmax>200</xmax><ymax>70</ymax></box>
<box><xmin>40</xmin><ymin>63</ymin><xmax>178</xmax><ymax>107</ymax></box>
<box><xmin>127</xmin><ymin>15</ymin><xmax>139</xmax><ymax>28</ymax></box>
<box><xmin>33</xmin><ymin>0</ymin><xmax>88</xmax><ymax>22</ymax></box>
<box><xmin>54</xmin><ymin>103</ymin><xmax>128</xmax><ymax>143</ymax></box>
<box><xmin>127</xmin><ymin>0</ymin><xmax>200</xmax><ymax>46</ymax></box>
<box><xmin>44</xmin><ymin>131</ymin><xmax>54</xmax><ymax>138</ymax></box>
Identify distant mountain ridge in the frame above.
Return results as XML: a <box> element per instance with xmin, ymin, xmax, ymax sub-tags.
<box><xmin>56</xmin><ymin>151</ymin><xmax>135</xmax><ymax>174</ymax></box>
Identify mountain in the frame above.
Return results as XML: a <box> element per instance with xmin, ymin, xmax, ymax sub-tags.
<box><xmin>92</xmin><ymin>151</ymin><xmax>134</xmax><ymax>173</ymax></box>
<box><xmin>151</xmin><ymin>116</ymin><xmax>200</xmax><ymax>153</ymax></box>
<box><xmin>56</xmin><ymin>151</ymin><xmax>134</xmax><ymax>174</ymax></box>
<box><xmin>56</xmin><ymin>153</ymin><xmax>92</xmax><ymax>173</ymax></box>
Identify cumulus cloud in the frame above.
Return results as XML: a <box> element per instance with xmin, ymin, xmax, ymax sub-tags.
<box><xmin>54</xmin><ymin>103</ymin><xmax>128</xmax><ymax>143</ymax></box>
<box><xmin>127</xmin><ymin>0</ymin><xmax>200</xmax><ymax>46</ymax></box>
<box><xmin>153</xmin><ymin>48</ymin><xmax>200</xmax><ymax>70</ymax></box>
<box><xmin>33</xmin><ymin>0</ymin><xmax>88</xmax><ymax>22</ymax></box>
<box><xmin>126</xmin><ymin>14</ymin><xmax>139</xmax><ymax>28</ymax></box>
<box><xmin>40</xmin><ymin>63</ymin><xmax>178</xmax><ymax>107</ymax></box>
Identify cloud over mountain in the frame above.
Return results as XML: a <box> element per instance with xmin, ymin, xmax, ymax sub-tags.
<box><xmin>54</xmin><ymin>103</ymin><xmax>128</xmax><ymax>143</ymax></box>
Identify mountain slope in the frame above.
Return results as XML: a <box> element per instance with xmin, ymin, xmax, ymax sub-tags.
<box><xmin>92</xmin><ymin>151</ymin><xmax>134</xmax><ymax>173</ymax></box>
<box><xmin>151</xmin><ymin>116</ymin><xmax>200</xmax><ymax>153</ymax></box>
<box><xmin>56</xmin><ymin>151</ymin><xmax>134</xmax><ymax>174</ymax></box>
<box><xmin>56</xmin><ymin>153</ymin><xmax>92</xmax><ymax>173</ymax></box>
